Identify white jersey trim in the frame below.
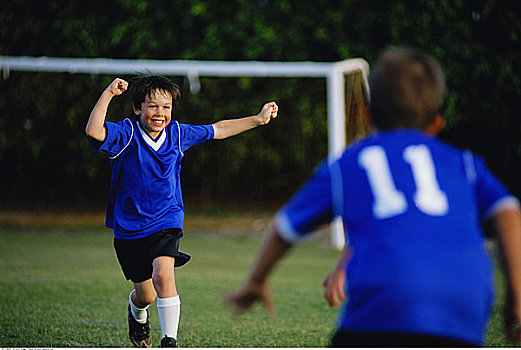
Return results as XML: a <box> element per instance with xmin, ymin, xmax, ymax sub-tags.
<box><xmin>175</xmin><ymin>121</ymin><xmax>184</xmax><ymax>156</ymax></box>
<box><xmin>137</xmin><ymin>121</ymin><xmax>166</xmax><ymax>152</ymax></box>
<box><xmin>484</xmin><ymin>195</ymin><xmax>521</xmax><ymax>220</ymax></box>
<box><xmin>274</xmin><ymin>211</ymin><xmax>302</xmax><ymax>245</ymax></box>
<box><xmin>109</xmin><ymin>118</ymin><xmax>134</xmax><ymax>160</ymax></box>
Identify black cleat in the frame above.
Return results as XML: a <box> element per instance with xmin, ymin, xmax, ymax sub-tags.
<box><xmin>159</xmin><ymin>336</ymin><xmax>178</xmax><ymax>347</ymax></box>
<box><xmin>128</xmin><ymin>304</ymin><xmax>152</xmax><ymax>348</ymax></box>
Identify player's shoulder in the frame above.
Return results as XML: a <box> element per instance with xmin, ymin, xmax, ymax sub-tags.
<box><xmin>115</xmin><ymin>117</ymin><xmax>135</xmax><ymax>127</ymax></box>
<box><xmin>339</xmin><ymin>129</ymin><xmax>466</xmax><ymax>163</ymax></box>
<box><xmin>171</xmin><ymin>120</ymin><xmax>194</xmax><ymax>134</ymax></box>
<box><xmin>425</xmin><ymin>132</ymin><xmax>463</xmax><ymax>152</ymax></box>
<box><xmin>102</xmin><ymin>118</ymin><xmax>135</xmax><ymax>138</ymax></box>
<box><xmin>361</xmin><ymin>129</ymin><xmax>463</xmax><ymax>152</ymax></box>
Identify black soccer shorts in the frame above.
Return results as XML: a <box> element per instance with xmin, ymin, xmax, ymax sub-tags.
<box><xmin>114</xmin><ymin>228</ymin><xmax>191</xmax><ymax>283</ymax></box>
<box><xmin>329</xmin><ymin>329</ymin><xmax>478</xmax><ymax>347</ymax></box>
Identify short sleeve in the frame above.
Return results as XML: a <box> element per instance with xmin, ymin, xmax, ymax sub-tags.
<box><xmin>469</xmin><ymin>152</ymin><xmax>520</xmax><ymax>220</ymax></box>
<box><xmin>91</xmin><ymin>119</ymin><xmax>134</xmax><ymax>159</ymax></box>
<box><xmin>179</xmin><ymin>123</ymin><xmax>214</xmax><ymax>152</ymax></box>
<box><xmin>275</xmin><ymin>160</ymin><xmax>334</xmax><ymax>244</ymax></box>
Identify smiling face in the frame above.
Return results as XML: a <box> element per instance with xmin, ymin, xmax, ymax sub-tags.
<box><xmin>134</xmin><ymin>89</ymin><xmax>173</xmax><ymax>139</ymax></box>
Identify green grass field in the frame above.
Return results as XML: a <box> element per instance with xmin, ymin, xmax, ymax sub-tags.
<box><xmin>0</xmin><ymin>224</ymin><xmax>514</xmax><ymax>347</ymax></box>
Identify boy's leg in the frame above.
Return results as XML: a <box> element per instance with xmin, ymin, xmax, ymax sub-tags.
<box><xmin>128</xmin><ymin>280</ymin><xmax>157</xmax><ymax>348</ymax></box>
<box><xmin>153</xmin><ymin>256</ymin><xmax>178</xmax><ymax>296</ymax></box>
<box><xmin>131</xmin><ymin>279</ymin><xmax>157</xmax><ymax>320</ymax></box>
<box><xmin>114</xmin><ymin>236</ymin><xmax>157</xmax><ymax>348</ymax></box>
<box><xmin>153</xmin><ymin>256</ymin><xmax>181</xmax><ymax>346</ymax></box>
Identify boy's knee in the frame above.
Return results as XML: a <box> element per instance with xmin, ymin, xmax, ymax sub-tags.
<box><xmin>152</xmin><ymin>268</ymin><xmax>172</xmax><ymax>289</ymax></box>
<box><xmin>133</xmin><ymin>289</ymin><xmax>157</xmax><ymax>306</ymax></box>
<box><xmin>152</xmin><ymin>257</ymin><xmax>176</xmax><ymax>295</ymax></box>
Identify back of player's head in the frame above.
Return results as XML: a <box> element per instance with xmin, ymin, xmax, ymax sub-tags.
<box><xmin>129</xmin><ymin>75</ymin><xmax>181</xmax><ymax>111</ymax></box>
<box><xmin>369</xmin><ymin>48</ymin><xmax>446</xmax><ymax>130</ymax></box>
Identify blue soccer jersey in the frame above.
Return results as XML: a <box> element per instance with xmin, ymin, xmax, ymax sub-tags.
<box><xmin>93</xmin><ymin>118</ymin><xmax>214</xmax><ymax>239</ymax></box>
<box><xmin>275</xmin><ymin>129</ymin><xmax>519</xmax><ymax>345</ymax></box>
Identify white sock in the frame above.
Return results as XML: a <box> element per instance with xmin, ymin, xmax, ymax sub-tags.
<box><xmin>129</xmin><ymin>290</ymin><xmax>149</xmax><ymax>324</ymax></box>
<box><xmin>157</xmin><ymin>295</ymin><xmax>181</xmax><ymax>340</ymax></box>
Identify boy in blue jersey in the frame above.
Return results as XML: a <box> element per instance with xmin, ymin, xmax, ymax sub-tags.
<box><xmin>226</xmin><ymin>48</ymin><xmax>521</xmax><ymax>346</ymax></box>
<box><xmin>86</xmin><ymin>75</ymin><xmax>278</xmax><ymax>347</ymax></box>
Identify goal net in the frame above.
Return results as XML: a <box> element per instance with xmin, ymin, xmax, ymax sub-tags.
<box><xmin>0</xmin><ymin>56</ymin><xmax>370</xmax><ymax>248</ymax></box>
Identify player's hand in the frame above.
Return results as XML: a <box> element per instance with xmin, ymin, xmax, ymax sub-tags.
<box><xmin>255</xmin><ymin>102</ymin><xmax>278</xmax><ymax>125</ymax></box>
<box><xmin>504</xmin><ymin>299</ymin><xmax>521</xmax><ymax>343</ymax></box>
<box><xmin>225</xmin><ymin>281</ymin><xmax>275</xmax><ymax>315</ymax></box>
<box><xmin>323</xmin><ymin>268</ymin><xmax>346</xmax><ymax>308</ymax></box>
<box><xmin>105</xmin><ymin>78</ymin><xmax>128</xmax><ymax>97</ymax></box>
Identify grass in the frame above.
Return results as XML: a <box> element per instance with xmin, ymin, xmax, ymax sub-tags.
<box><xmin>0</xmin><ymin>226</ymin><xmax>339</xmax><ymax>347</ymax></box>
<box><xmin>0</xmin><ymin>223</ymin><xmax>515</xmax><ymax>347</ymax></box>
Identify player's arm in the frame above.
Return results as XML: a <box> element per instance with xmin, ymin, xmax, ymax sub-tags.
<box><xmin>212</xmin><ymin>102</ymin><xmax>278</xmax><ymax>140</ymax></box>
<box><xmin>491</xmin><ymin>207</ymin><xmax>521</xmax><ymax>343</ymax></box>
<box><xmin>225</xmin><ymin>225</ymin><xmax>292</xmax><ymax>315</ymax></box>
<box><xmin>85</xmin><ymin>78</ymin><xmax>128</xmax><ymax>142</ymax></box>
<box><xmin>323</xmin><ymin>247</ymin><xmax>351</xmax><ymax>308</ymax></box>
<box><xmin>226</xmin><ymin>160</ymin><xmax>334</xmax><ymax>315</ymax></box>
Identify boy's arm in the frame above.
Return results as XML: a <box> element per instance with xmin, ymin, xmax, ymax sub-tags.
<box><xmin>225</xmin><ymin>225</ymin><xmax>292</xmax><ymax>315</ymax></box>
<box><xmin>492</xmin><ymin>207</ymin><xmax>521</xmax><ymax>343</ymax></box>
<box><xmin>85</xmin><ymin>78</ymin><xmax>128</xmax><ymax>141</ymax></box>
<box><xmin>212</xmin><ymin>102</ymin><xmax>278</xmax><ymax>140</ymax></box>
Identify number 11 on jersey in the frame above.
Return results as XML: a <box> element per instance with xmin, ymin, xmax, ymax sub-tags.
<box><xmin>358</xmin><ymin>144</ymin><xmax>449</xmax><ymax>220</ymax></box>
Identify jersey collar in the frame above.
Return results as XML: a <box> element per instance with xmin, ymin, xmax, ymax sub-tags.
<box><xmin>137</xmin><ymin>121</ymin><xmax>167</xmax><ymax>152</ymax></box>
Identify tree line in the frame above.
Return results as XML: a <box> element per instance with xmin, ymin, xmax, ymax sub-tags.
<box><xmin>1</xmin><ymin>0</ymin><xmax>520</xmax><ymax>210</ymax></box>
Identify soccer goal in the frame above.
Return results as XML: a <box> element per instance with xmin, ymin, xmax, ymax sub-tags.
<box><xmin>0</xmin><ymin>56</ymin><xmax>370</xmax><ymax>249</ymax></box>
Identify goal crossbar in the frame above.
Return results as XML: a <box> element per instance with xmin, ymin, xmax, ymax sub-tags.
<box><xmin>0</xmin><ymin>55</ymin><xmax>366</xmax><ymax>78</ymax></box>
<box><xmin>0</xmin><ymin>55</ymin><xmax>370</xmax><ymax>249</ymax></box>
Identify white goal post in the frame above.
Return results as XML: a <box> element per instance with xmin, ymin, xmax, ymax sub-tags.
<box><xmin>0</xmin><ymin>55</ymin><xmax>369</xmax><ymax>250</ymax></box>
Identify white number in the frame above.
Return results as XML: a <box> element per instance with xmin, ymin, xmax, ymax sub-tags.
<box><xmin>358</xmin><ymin>146</ymin><xmax>407</xmax><ymax>219</ymax></box>
<box><xmin>358</xmin><ymin>145</ymin><xmax>449</xmax><ymax>219</ymax></box>
<box><xmin>403</xmin><ymin>145</ymin><xmax>449</xmax><ymax>216</ymax></box>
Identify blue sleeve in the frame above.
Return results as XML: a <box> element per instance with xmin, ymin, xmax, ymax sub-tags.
<box><xmin>179</xmin><ymin>123</ymin><xmax>214</xmax><ymax>152</ymax></box>
<box><xmin>91</xmin><ymin>119</ymin><xmax>134</xmax><ymax>159</ymax></box>
<box><xmin>275</xmin><ymin>160</ymin><xmax>334</xmax><ymax>244</ymax></box>
<box><xmin>470</xmin><ymin>153</ymin><xmax>519</xmax><ymax>219</ymax></box>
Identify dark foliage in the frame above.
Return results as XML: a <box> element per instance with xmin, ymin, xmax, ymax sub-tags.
<box><xmin>1</xmin><ymin>0</ymin><xmax>520</xmax><ymax>210</ymax></box>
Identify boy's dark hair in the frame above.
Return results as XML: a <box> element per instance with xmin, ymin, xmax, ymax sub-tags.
<box><xmin>129</xmin><ymin>75</ymin><xmax>181</xmax><ymax>111</ymax></box>
<box><xmin>369</xmin><ymin>48</ymin><xmax>446</xmax><ymax>130</ymax></box>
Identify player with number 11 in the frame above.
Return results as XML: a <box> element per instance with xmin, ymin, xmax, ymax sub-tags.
<box><xmin>227</xmin><ymin>48</ymin><xmax>521</xmax><ymax>347</ymax></box>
